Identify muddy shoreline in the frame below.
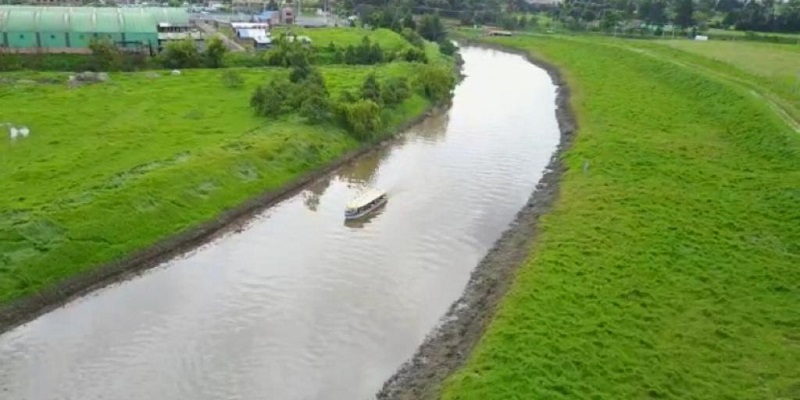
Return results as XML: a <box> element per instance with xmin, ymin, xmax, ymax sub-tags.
<box><xmin>375</xmin><ymin>39</ymin><xmax>577</xmax><ymax>400</ymax></box>
<box><xmin>0</xmin><ymin>99</ymin><xmax>455</xmax><ymax>334</ymax></box>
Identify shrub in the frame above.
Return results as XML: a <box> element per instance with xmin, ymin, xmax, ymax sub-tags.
<box><xmin>204</xmin><ymin>36</ymin><xmax>227</xmax><ymax>68</ymax></box>
<box><xmin>360</xmin><ymin>73</ymin><xmax>382</xmax><ymax>104</ymax></box>
<box><xmin>381</xmin><ymin>76</ymin><xmax>410</xmax><ymax>106</ymax></box>
<box><xmin>400</xmin><ymin>28</ymin><xmax>425</xmax><ymax>48</ymax></box>
<box><xmin>250</xmin><ymin>78</ymin><xmax>294</xmax><ymax>116</ymax></box>
<box><xmin>415</xmin><ymin>64</ymin><xmax>455</xmax><ymax>101</ymax></box>
<box><xmin>399</xmin><ymin>47</ymin><xmax>428</xmax><ymax>63</ymax></box>
<box><xmin>438</xmin><ymin>39</ymin><xmax>457</xmax><ymax>57</ymax></box>
<box><xmin>343</xmin><ymin>36</ymin><xmax>385</xmax><ymax>65</ymax></box>
<box><xmin>88</xmin><ymin>38</ymin><xmax>123</xmax><ymax>71</ymax></box>
<box><xmin>336</xmin><ymin>99</ymin><xmax>383</xmax><ymax>141</ymax></box>
<box><xmin>160</xmin><ymin>39</ymin><xmax>200</xmax><ymax>69</ymax></box>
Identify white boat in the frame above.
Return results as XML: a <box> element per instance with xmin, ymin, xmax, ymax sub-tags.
<box><xmin>345</xmin><ymin>188</ymin><xmax>387</xmax><ymax>220</ymax></box>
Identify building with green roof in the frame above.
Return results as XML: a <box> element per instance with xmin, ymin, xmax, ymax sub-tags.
<box><xmin>0</xmin><ymin>6</ymin><xmax>192</xmax><ymax>53</ymax></box>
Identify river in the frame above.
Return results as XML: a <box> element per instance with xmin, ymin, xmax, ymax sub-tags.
<box><xmin>0</xmin><ymin>46</ymin><xmax>559</xmax><ymax>400</ymax></box>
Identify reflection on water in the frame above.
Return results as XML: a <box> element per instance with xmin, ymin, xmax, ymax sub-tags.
<box><xmin>337</xmin><ymin>149</ymin><xmax>387</xmax><ymax>186</ymax></box>
<box><xmin>0</xmin><ymin>47</ymin><xmax>560</xmax><ymax>400</ymax></box>
<box><xmin>343</xmin><ymin>204</ymin><xmax>387</xmax><ymax>229</ymax></box>
<box><xmin>302</xmin><ymin>177</ymin><xmax>332</xmax><ymax>212</ymax></box>
<box><xmin>407</xmin><ymin>109</ymin><xmax>450</xmax><ymax>142</ymax></box>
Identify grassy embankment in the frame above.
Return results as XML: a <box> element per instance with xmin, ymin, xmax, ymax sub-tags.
<box><xmin>0</xmin><ymin>38</ymin><xmax>448</xmax><ymax>304</ymax></box>
<box><xmin>442</xmin><ymin>34</ymin><xmax>800</xmax><ymax>399</ymax></box>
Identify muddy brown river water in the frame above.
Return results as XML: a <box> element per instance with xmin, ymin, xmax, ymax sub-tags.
<box><xmin>0</xmin><ymin>47</ymin><xmax>559</xmax><ymax>400</ymax></box>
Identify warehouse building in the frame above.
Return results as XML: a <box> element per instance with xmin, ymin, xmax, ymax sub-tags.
<box><xmin>0</xmin><ymin>6</ymin><xmax>193</xmax><ymax>54</ymax></box>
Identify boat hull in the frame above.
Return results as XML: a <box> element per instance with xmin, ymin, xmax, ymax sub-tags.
<box><xmin>344</xmin><ymin>197</ymin><xmax>387</xmax><ymax>220</ymax></box>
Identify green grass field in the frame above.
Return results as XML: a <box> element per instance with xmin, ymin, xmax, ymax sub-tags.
<box><xmin>707</xmin><ymin>28</ymin><xmax>800</xmax><ymax>40</ymax></box>
<box><xmin>442</xmin><ymin>34</ymin><xmax>800</xmax><ymax>399</ymax></box>
<box><xmin>661</xmin><ymin>40</ymin><xmax>800</xmax><ymax>80</ymax></box>
<box><xmin>0</xmin><ymin>62</ymin><xmax>432</xmax><ymax>303</ymax></box>
<box><xmin>272</xmin><ymin>27</ymin><xmax>412</xmax><ymax>51</ymax></box>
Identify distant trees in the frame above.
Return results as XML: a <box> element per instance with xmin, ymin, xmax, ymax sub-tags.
<box><xmin>204</xmin><ymin>36</ymin><xmax>227</xmax><ymax>68</ymax></box>
<box><xmin>160</xmin><ymin>39</ymin><xmax>201</xmax><ymax>69</ymax></box>
<box><xmin>250</xmin><ymin>62</ymin><xmax>455</xmax><ymax>141</ymax></box>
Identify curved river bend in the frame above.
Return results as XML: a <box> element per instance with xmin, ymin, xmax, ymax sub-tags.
<box><xmin>0</xmin><ymin>47</ymin><xmax>559</xmax><ymax>400</ymax></box>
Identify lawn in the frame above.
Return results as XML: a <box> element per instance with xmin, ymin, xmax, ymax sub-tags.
<box><xmin>441</xmin><ymin>34</ymin><xmax>800</xmax><ymax>399</ymax></box>
<box><xmin>272</xmin><ymin>26</ymin><xmax>412</xmax><ymax>51</ymax></box>
<box><xmin>0</xmin><ymin>62</ymin><xmax>433</xmax><ymax>303</ymax></box>
<box><xmin>660</xmin><ymin>40</ymin><xmax>800</xmax><ymax>81</ymax></box>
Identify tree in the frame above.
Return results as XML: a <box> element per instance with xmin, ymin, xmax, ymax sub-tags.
<box><xmin>267</xmin><ymin>0</ymin><xmax>278</xmax><ymax>10</ymax></box>
<box><xmin>673</xmin><ymin>0</ymin><xmax>695</xmax><ymax>29</ymax></box>
<box><xmin>88</xmin><ymin>37</ymin><xmax>122</xmax><ymax>71</ymax></box>
<box><xmin>360</xmin><ymin>73</ymin><xmax>382</xmax><ymax>104</ymax></box>
<box><xmin>204</xmin><ymin>36</ymin><xmax>227</xmax><ymax>68</ymax></box>
<box><xmin>438</xmin><ymin>39</ymin><xmax>457</xmax><ymax>56</ymax></box>
<box><xmin>161</xmin><ymin>39</ymin><xmax>200</xmax><ymax>69</ymax></box>
<box><xmin>417</xmin><ymin>14</ymin><xmax>446</xmax><ymax>42</ymax></box>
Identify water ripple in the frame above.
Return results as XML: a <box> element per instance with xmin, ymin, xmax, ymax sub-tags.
<box><xmin>0</xmin><ymin>47</ymin><xmax>560</xmax><ymax>400</ymax></box>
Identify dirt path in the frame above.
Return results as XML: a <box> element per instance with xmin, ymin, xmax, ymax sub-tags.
<box><xmin>197</xmin><ymin>21</ymin><xmax>246</xmax><ymax>52</ymax></box>
<box><xmin>375</xmin><ymin>41</ymin><xmax>577</xmax><ymax>400</ymax></box>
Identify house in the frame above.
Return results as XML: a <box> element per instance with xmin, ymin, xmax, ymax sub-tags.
<box><xmin>254</xmin><ymin>10</ymin><xmax>279</xmax><ymax>25</ymax></box>
<box><xmin>252</xmin><ymin>35</ymin><xmax>271</xmax><ymax>49</ymax></box>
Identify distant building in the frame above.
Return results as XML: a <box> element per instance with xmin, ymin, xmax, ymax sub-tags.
<box><xmin>280</xmin><ymin>6</ymin><xmax>294</xmax><ymax>25</ymax></box>
<box><xmin>253</xmin><ymin>10</ymin><xmax>279</xmax><ymax>25</ymax></box>
<box><xmin>0</xmin><ymin>6</ymin><xmax>192</xmax><ymax>54</ymax></box>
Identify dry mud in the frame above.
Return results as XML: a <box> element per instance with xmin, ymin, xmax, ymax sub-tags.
<box><xmin>375</xmin><ymin>40</ymin><xmax>577</xmax><ymax>400</ymax></box>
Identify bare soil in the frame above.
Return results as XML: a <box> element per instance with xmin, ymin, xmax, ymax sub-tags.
<box><xmin>375</xmin><ymin>40</ymin><xmax>577</xmax><ymax>400</ymax></box>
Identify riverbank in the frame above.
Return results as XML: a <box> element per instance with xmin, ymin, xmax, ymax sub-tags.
<box><xmin>0</xmin><ymin>61</ymin><xmax>456</xmax><ymax>332</ymax></box>
<box><xmin>382</xmin><ymin>34</ymin><xmax>799</xmax><ymax>399</ymax></box>
<box><xmin>377</xmin><ymin>39</ymin><xmax>577</xmax><ymax>400</ymax></box>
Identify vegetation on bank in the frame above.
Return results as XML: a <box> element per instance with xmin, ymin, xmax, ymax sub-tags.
<box><xmin>0</xmin><ymin>23</ymin><xmax>458</xmax><ymax>304</ymax></box>
<box><xmin>441</xmin><ymin>34</ymin><xmax>799</xmax><ymax>399</ymax></box>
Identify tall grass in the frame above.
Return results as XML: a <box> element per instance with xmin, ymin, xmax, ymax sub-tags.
<box><xmin>441</xmin><ymin>35</ymin><xmax>800</xmax><ymax>400</ymax></box>
<box><xmin>0</xmin><ymin>63</ymin><xmax>433</xmax><ymax>303</ymax></box>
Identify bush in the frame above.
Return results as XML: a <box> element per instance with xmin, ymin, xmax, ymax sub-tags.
<box><xmin>400</xmin><ymin>27</ymin><xmax>425</xmax><ymax>48</ymax></box>
<box><xmin>398</xmin><ymin>47</ymin><xmax>428</xmax><ymax>63</ymax></box>
<box><xmin>264</xmin><ymin>35</ymin><xmax>314</xmax><ymax>67</ymax></box>
<box><xmin>204</xmin><ymin>36</ymin><xmax>227</xmax><ymax>68</ymax></box>
<box><xmin>381</xmin><ymin>76</ymin><xmax>410</xmax><ymax>106</ymax></box>
<box><xmin>250</xmin><ymin>78</ymin><xmax>295</xmax><ymax>116</ymax></box>
<box><xmin>335</xmin><ymin>100</ymin><xmax>383</xmax><ymax>141</ymax></box>
<box><xmin>438</xmin><ymin>39</ymin><xmax>457</xmax><ymax>57</ymax></box>
<box><xmin>88</xmin><ymin>38</ymin><xmax>123</xmax><ymax>71</ymax></box>
<box><xmin>343</xmin><ymin>36</ymin><xmax>385</xmax><ymax>65</ymax></box>
<box><xmin>160</xmin><ymin>39</ymin><xmax>200</xmax><ymax>69</ymax></box>
<box><xmin>299</xmin><ymin>92</ymin><xmax>331</xmax><ymax>123</ymax></box>
<box><xmin>251</xmin><ymin>66</ymin><xmax>330</xmax><ymax>122</ymax></box>
<box><xmin>221</xmin><ymin>69</ymin><xmax>244</xmax><ymax>88</ymax></box>
<box><xmin>415</xmin><ymin>64</ymin><xmax>456</xmax><ymax>101</ymax></box>
<box><xmin>360</xmin><ymin>73</ymin><xmax>382</xmax><ymax>104</ymax></box>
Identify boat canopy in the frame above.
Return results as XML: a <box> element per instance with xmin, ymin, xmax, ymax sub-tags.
<box><xmin>346</xmin><ymin>188</ymin><xmax>386</xmax><ymax>210</ymax></box>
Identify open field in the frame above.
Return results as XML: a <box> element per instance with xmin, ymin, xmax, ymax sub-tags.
<box><xmin>0</xmin><ymin>63</ymin><xmax>432</xmax><ymax>304</ymax></box>
<box><xmin>660</xmin><ymin>40</ymin><xmax>800</xmax><ymax>80</ymax></box>
<box><xmin>629</xmin><ymin>39</ymin><xmax>800</xmax><ymax>129</ymax></box>
<box><xmin>272</xmin><ymin>27</ymin><xmax>412</xmax><ymax>51</ymax></box>
<box><xmin>440</xmin><ymin>34</ymin><xmax>800</xmax><ymax>399</ymax></box>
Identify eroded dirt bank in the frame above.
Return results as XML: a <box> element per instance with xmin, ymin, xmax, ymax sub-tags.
<box><xmin>376</xmin><ymin>40</ymin><xmax>578</xmax><ymax>400</ymax></box>
<box><xmin>0</xmin><ymin>102</ymin><xmax>453</xmax><ymax>334</ymax></box>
